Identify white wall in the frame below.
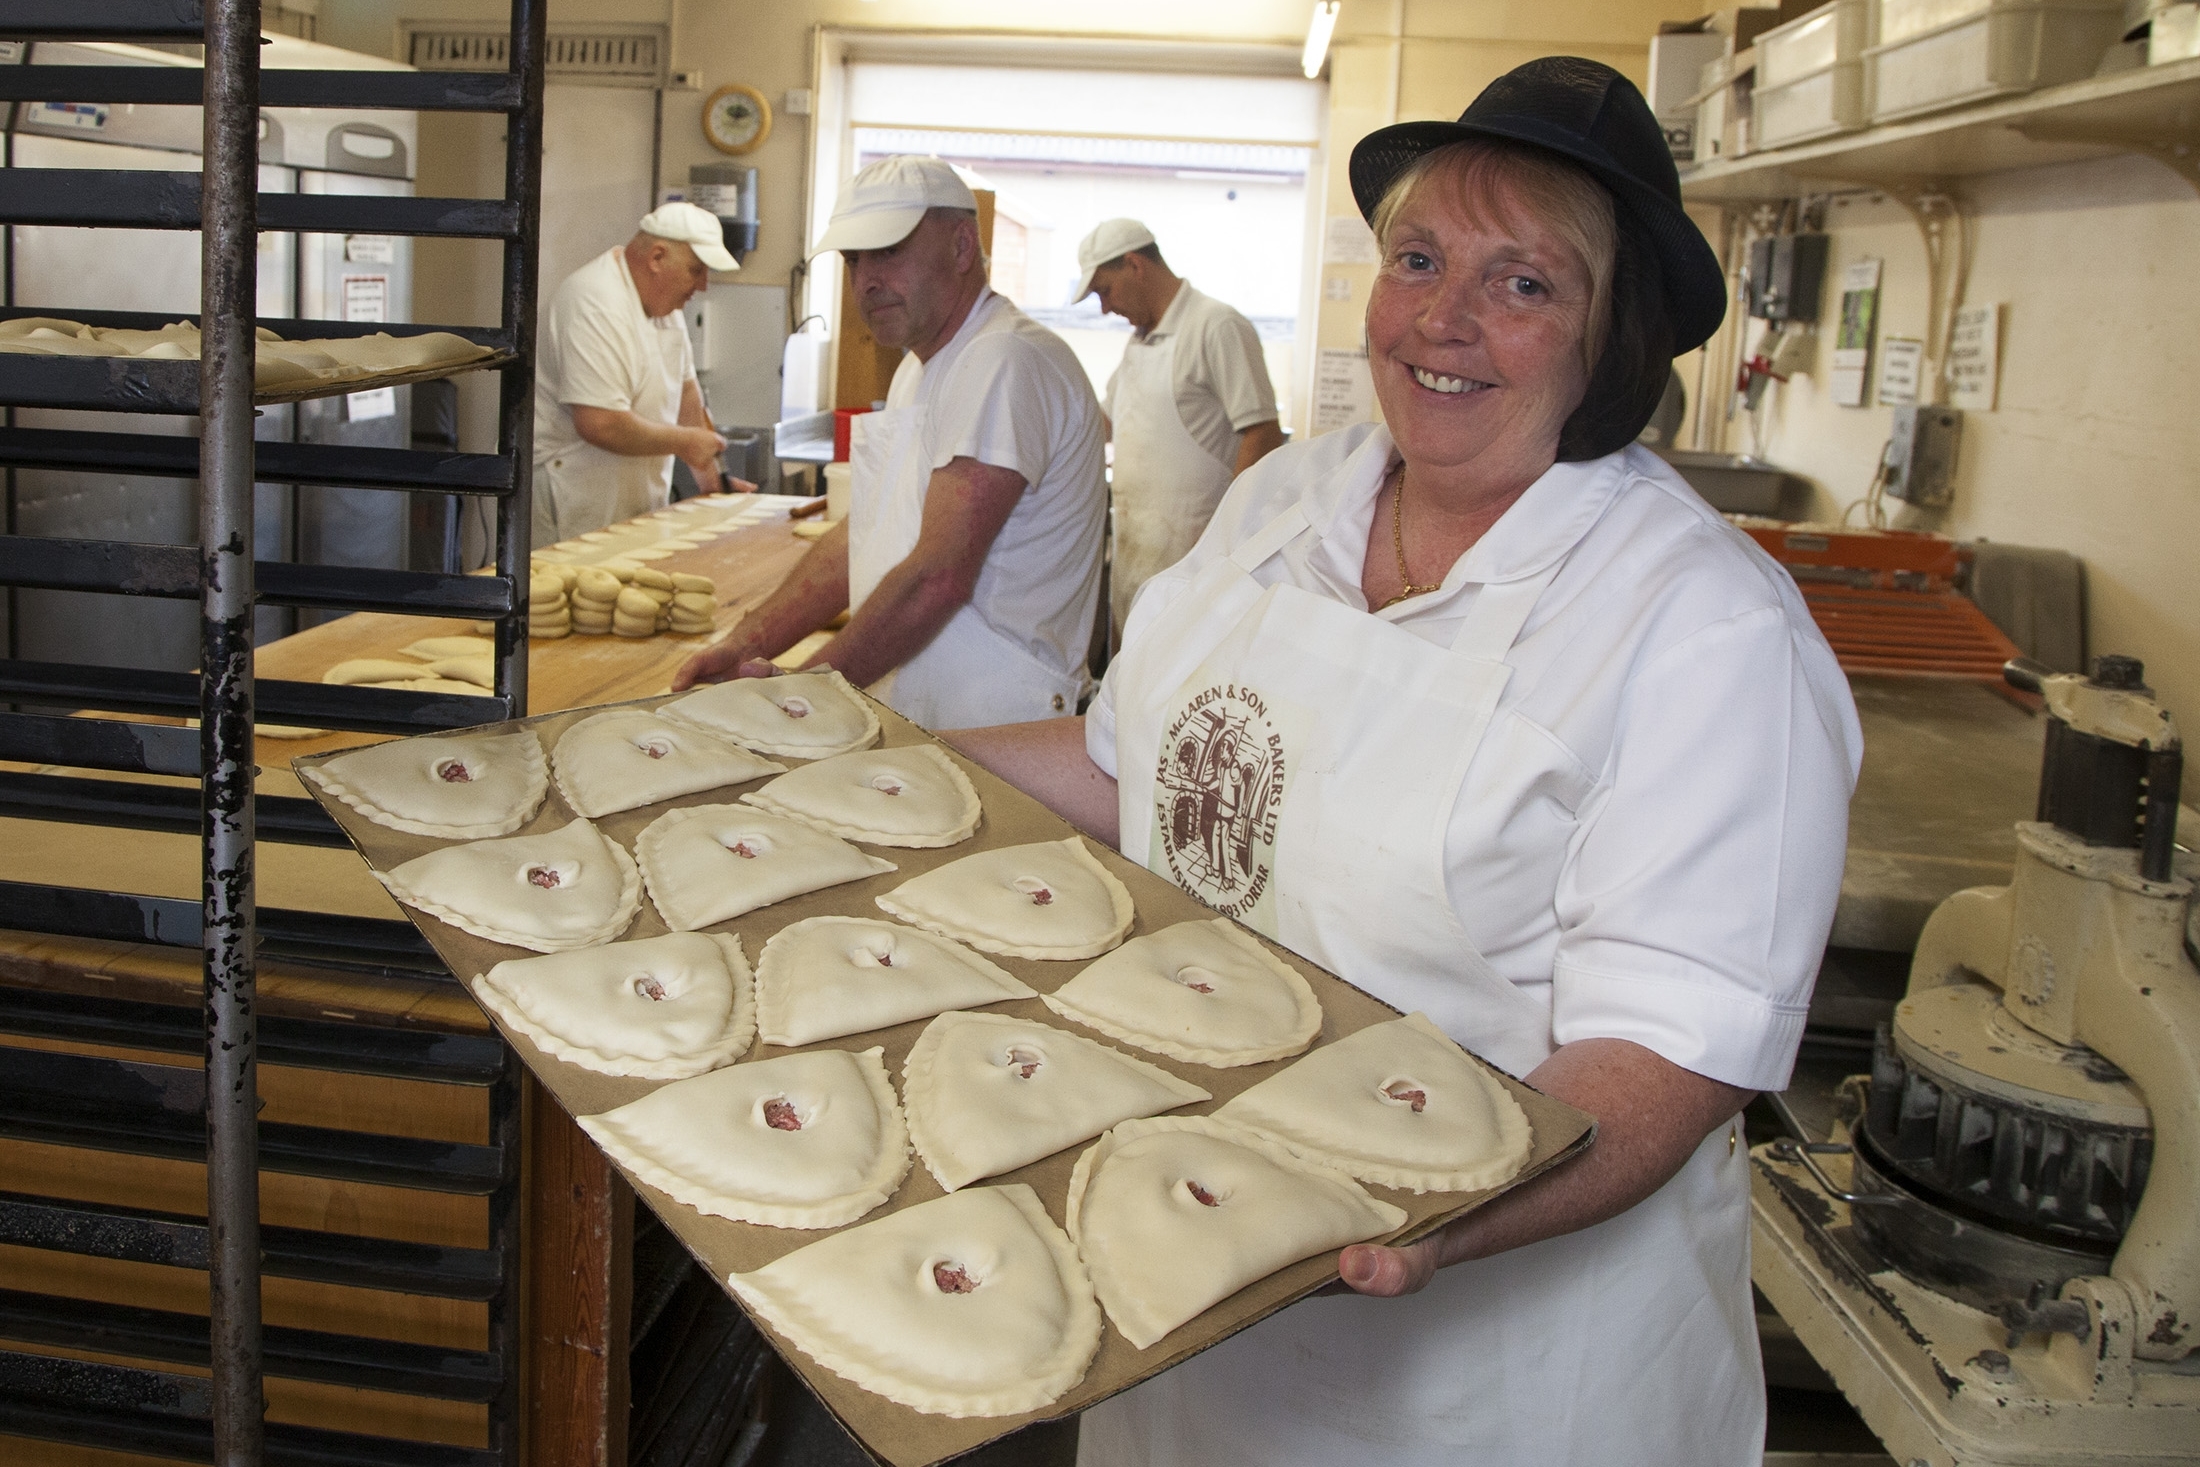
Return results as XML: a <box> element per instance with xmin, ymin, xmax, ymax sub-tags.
<box><xmin>1717</xmin><ymin>151</ymin><xmax>2200</xmax><ymax>736</ymax></box>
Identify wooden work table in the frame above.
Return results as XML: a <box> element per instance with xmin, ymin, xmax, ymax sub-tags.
<box><xmin>0</xmin><ymin>498</ymin><xmax>820</xmax><ymax>1467</ymax></box>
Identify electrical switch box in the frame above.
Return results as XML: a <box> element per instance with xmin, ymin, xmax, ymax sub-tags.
<box><xmin>1745</xmin><ymin>233</ymin><xmax>1829</xmax><ymax>322</ymax></box>
<box><xmin>1883</xmin><ymin>405</ymin><xmax>1962</xmax><ymax>507</ymax></box>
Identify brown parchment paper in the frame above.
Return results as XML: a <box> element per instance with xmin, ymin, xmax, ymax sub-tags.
<box><xmin>294</xmin><ymin>692</ymin><xmax>1595</xmax><ymax>1467</ymax></box>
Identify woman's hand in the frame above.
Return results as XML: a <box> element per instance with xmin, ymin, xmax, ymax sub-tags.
<box><xmin>1335</xmin><ymin>1037</ymin><xmax>1753</xmax><ymax>1297</ymax></box>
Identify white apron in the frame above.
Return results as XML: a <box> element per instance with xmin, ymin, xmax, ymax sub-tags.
<box><xmin>846</xmin><ymin>405</ymin><xmax>1085</xmax><ymax>730</ymax></box>
<box><xmin>1083</xmin><ymin>488</ymin><xmax>1763</xmax><ymax>1467</ymax></box>
<box><xmin>536</xmin><ymin>257</ymin><xmax>687</xmax><ymax>544</ymax></box>
<box><xmin>1108</xmin><ymin>327</ymin><xmax>1235</xmax><ymax>639</ymax></box>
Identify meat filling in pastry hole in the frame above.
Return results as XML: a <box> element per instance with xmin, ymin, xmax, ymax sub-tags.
<box><xmin>1184</xmin><ymin>1180</ymin><xmax>1222</xmax><ymax>1207</ymax></box>
<box><xmin>931</xmin><ymin>1261</ymin><xmax>980</xmax><ymax>1295</ymax></box>
<box><xmin>632</xmin><ymin>974</ymin><xmax>670</xmax><ymax>1002</ymax></box>
<box><xmin>1003</xmin><ymin>1046</ymin><xmax>1043</xmax><ymax>1081</ymax></box>
<box><xmin>437</xmin><ymin>760</ymin><xmax>473</xmax><ymax>783</ymax></box>
<box><xmin>776</xmin><ymin>695</ymin><xmax>811</xmax><ymax>719</ymax></box>
<box><xmin>526</xmin><ymin>865</ymin><xmax>562</xmax><ymax>889</ymax></box>
<box><xmin>1380</xmin><ymin>1080</ymin><xmax>1429</xmax><ymax>1113</ymax></box>
<box><xmin>762</xmin><ymin>1097</ymin><xmax>802</xmax><ymax>1131</ymax></box>
<box><xmin>1013</xmin><ymin>877</ymin><xmax>1053</xmax><ymax>906</ymax></box>
<box><xmin>870</xmin><ymin>774</ymin><xmax>903</xmax><ymax>796</ymax></box>
<box><xmin>637</xmin><ymin>737</ymin><xmax>672</xmax><ymax>759</ymax></box>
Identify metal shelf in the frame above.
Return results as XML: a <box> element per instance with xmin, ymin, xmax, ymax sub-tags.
<box><xmin>0</xmin><ymin>168</ymin><xmax>522</xmax><ymax>237</ymax></box>
<box><xmin>0</xmin><ymin>425</ymin><xmax>516</xmax><ymax>494</ymax></box>
<box><xmin>0</xmin><ymin>661</ymin><xmax>514</xmax><ymax>734</ymax></box>
<box><xmin>0</xmin><ymin>537</ymin><xmax>520</xmax><ymax>616</ymax></box>
<box><xmin>0</xmin><ymin>66</ymin><xmax>527</xmax><ymax>112</ymax></box>
<box><xmin>1680</xmin><ymin>55</ymin><xmax>2200</xmax><ymax>202</ymax></box>
<box><xmin>0</xmin><ymin>2</ymin><xmax>206</xmax><ymax>42</ymax></box>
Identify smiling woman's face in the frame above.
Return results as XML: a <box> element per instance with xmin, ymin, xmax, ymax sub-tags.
<box><xmin>1366</xmin><ymin>175</ymin><xmax>1599</xmax><ymax>491</ymax></box>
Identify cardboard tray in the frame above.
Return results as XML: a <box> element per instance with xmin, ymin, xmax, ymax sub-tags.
<box><xmin>293</xmin><ymin>691</ymin><xmax>1596</xmax><ymax>1467</ymax></box>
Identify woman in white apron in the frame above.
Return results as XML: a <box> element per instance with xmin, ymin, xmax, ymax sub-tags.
<box><xmin>950</xmin><ymin>58</ymin><xmax>1861</xmax><ymax>1465</ymax></box>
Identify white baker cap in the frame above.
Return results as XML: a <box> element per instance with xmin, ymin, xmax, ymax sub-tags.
<box><xmin>1074</xmin><ymin>218</ymin><xmax>1157</xmax><ymax>300</ymax></box>
<box><xmin>812</xmin><ymin>156</ymin><xmax>977</xmax><ymax>256</ymax></box>
<box><xmin>638</xmin><ymin>201</ymin><xmax>738</xmax><ymax>272</ymax></box>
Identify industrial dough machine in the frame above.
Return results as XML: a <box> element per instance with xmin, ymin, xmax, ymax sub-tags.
<box><xmin>1753</xmin><ymin>653</ymin><xmax>2199</xmax><ymax>1465</ymax></box>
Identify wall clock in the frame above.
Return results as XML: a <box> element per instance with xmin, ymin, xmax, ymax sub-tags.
<box><xmin>703</xmin><ymin>83</ymin><xmax>772</xmax><ymax>156</ymax></box>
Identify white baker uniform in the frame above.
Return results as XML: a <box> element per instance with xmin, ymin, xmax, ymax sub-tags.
<box><xmin>531</xmin><ymin>247</ymin><xmax>695</xmax><ymax>546</ymax></box>
<box><xmin>848</xmin><ymin>287</ymin><xmax>1107</xmax><ymax>730</ymax></box>
<box><xmin>1080</xmin><ymin>424</ymin><xmax>1862</xmax><ymax>1466</ymax></box>
<box><xmin>1104</xmin><ymin>282</ymin><xmax>1277</xmax><ymax>637</ymax></box>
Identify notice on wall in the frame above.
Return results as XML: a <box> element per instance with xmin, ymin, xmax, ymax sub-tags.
<box><xmin>1947</xmin><ymin>303</ymin><xmax>2002</xmax><ymax>411</ymax></box>
<box><xmin>342</xmin><ymin>273</ymin><xmax>389</xmax><ymax>324</ymax></box>
<box><xmin>1311</xmin><ymin>347</ymin><xmax>1375</xmax><ymax>436</ymax></box>
<box><xmin>1829</xmin><ymin>257</ymin><xmax>1881</xmax><ymax>408</ymax></box>
<box><xmin>1877</xmin><ymin>337</ymin><xmax>1924</xmax><ymax>406</ymax></box>
<box><xmin>1323</xmin><ymin>214</ymin><xmax>1380</xmax><ymax>266</ymax></box>
<box><xmin>345</xmin><ymin>386</ymin><xmax>398</xmax><ymax>422</ymax></box>
<box><xmin>345</xmin><ymin>235</ymin><xmax>395</xmax><ymax>265</ymax></box>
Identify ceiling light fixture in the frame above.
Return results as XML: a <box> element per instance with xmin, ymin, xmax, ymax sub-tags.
<box><xmin>1302</xmin><ymin>1</ymin><xmax>1341</xmax><ymax>79</ymax></box>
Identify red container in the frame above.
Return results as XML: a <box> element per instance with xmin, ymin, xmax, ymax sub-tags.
<box><xmin>832</xmin><ymin>406</ymin><xmax>874</xmax><ymax>462</ymax></box>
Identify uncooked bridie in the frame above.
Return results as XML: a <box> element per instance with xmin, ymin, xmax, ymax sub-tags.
<box><xmin>742</xmin><ymin>743</ymin><xmax>981</xmax><ymax>848</ymax></box>
<box><xmin>876</xmin><ymin>837</ymin><xmax>1133</xmax><ymax>961</ymax></box>
<box><xmin>1065</xmin><ymin>1116</ymin><xmax>1406</xmax><ymax>1350</ymax></box>
<box><xmin>473</xmin><ymin>929</ymin><xmax>755</xmax><ymax>1079</ymax></box>
<box><xmin>727</xmin><ymin>1185</ymin><xmax>1101</xmax><ymax>1417</ymax></box>
<box><xmin>550</xmin><ymin>708</ymin><xmax>784</xmax><ymax>818</ymax></box>
<box><xmin>581</xmin><ymin>1047</ymin><xmax>909</xmax><ymax>1229</ymax></box>
<box><xmin>754</xmin><ymin>917</ymin><xmax>1033</xmax><ymax>1047</ymax></box>
<box><xmin>902</xmin><ymin>1011</ymin><xmax>1208</xmax><ymax>1193</ymax></box>
<box><xmin>1214</xmin><ymin>1012</ymin><xmax>1535</xmax><ymax>1194</ymax></box>
<box><xmin>302</xmin><ymin>727</ymin><xmax>546</xmax><ymax>839</ymax></box>
<box><xmin>635</xmin><ymin>805</ymin><xmax>893</xmax><ymax>931</ymax></box>
<box><xmin>376</xmin><ymin>818</ymin><xmax>642</xmax><ymax>953</ymax></box>
<box><xmin>1042</xmin><ymin>919</ymin><xmax>1321</xmax><ymax>1068</ymax></box>
<box><xmin>660</xmin><ymin>669</ymin><xmax>879</xmax><ymax>760</ymax></box>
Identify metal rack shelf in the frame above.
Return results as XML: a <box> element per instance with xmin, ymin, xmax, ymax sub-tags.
<box><xmin>0</xmin><ymin>0</ymin><xmax>545</xmax><ymax>1461</ymax></box>
<box><xmin>1679</xmin><ymin>55</ymin><xmax>2200</xmax><ymax>202</ymax></box>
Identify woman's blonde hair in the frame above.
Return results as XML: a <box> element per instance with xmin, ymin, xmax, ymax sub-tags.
<box><xmin>1368</xmin><ymin>138</ymin><xmax>1617</xmax><ymax>376</ymax></box>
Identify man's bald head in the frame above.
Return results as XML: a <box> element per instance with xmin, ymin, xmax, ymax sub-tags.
<box><xmin>624</xmin><ymin>233</ymin><xmax>709</xmax><ymax>319</ymax></box>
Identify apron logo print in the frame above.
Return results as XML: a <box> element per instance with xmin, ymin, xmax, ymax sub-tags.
<box><xmin>1155</xmin><ymin>684</ymin><xmax>1286</xmax><ymax>918</ymax></box>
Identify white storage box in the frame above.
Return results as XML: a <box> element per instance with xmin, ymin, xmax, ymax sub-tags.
<box><xmin>1866</xmin><ymin>0</ymin><xmax>2125</xmax><ymax>120</ymax></box>
<box><xmin>1756</xmin><ymin>64</ymin><xmax>1871</xmax><ymax>144</ymax></box>
<box><xmin>1759</xmin><ymin>0</ymin><xmax>1875</xmax><ymax>85</ymax></box>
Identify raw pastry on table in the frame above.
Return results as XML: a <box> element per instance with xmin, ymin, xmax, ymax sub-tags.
<box><xmin>902</xmin><ymin>1010</ymin><xmax>1209</xmax><ymax>1192</ymax></box>
<box><xmin>742</xmin><ymin>743</ymin><xmax>981</xmax><ymax>848</ymax></box>
<box><xmin>550</xmin><ymin>708</ymin><xmax>784</xmax><ymax>818</ymax></box>
<box><xmin>727</xmin><ymin>1184</ymin><xmax>1101</xmax><ymax>1418</ymax></box>
<box><xmin>302</xmin><ymin>728</ymin><xmax>546</xmax><ymax>839</ymax></box>
<box><xmin>660</xmin><ymin>668</ymin><xmax>880</xmax><ymax>760</ymax></box>
<box><xmin>581</xmin><ymin>1047</ymin><xmax>909</xmax><ymax>1229</ymax></box>
<box><xmin>755</xmin><ymin>916</ymin><xmax>1034</xmax><ymax>1047</ymax></box>
<box><xmin>1215</xmin><ymin>1012</ymin><xmax>1534</xmax><ymax>1194</ymax></box>
<box><xmin>876</xmin><ymin>836</ymin><xmax>1133</xmax><ymax>960</ymax></box>
<box><xmin>1042</xmin><ymin>918</ymin><xmax>1322</xmax><ymax>1067</ymax></box>
<box><xmin>376</xmin><ymin>817</ymin><xmax>642</xmax><ymax>952</ymax></box>
<box><xmin>1065</xmin><ymin>1115</ymin><xmax>1408</xmax><ymax>1350</ymax></box>
<box><xmin>636</xmin><ymin>805</ymin><xmax>894</xmax><ymax>931</ymax></box>
<box><xmin>473</xmin><ymin>930</ymin><xmax>754</xmax><ymax>1079</ymax></box>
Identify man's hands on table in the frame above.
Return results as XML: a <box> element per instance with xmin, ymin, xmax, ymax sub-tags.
<box><xmin>1333</xmin><ymin>1038</ymin><xmax>1752</xmax><ymax>1297</ymax></box>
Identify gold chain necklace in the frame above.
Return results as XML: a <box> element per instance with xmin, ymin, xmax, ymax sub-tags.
<box><xmin>1378</xmin><ymin>467</ymin><xmax>1443</xmax><ymax>611</ymax></box>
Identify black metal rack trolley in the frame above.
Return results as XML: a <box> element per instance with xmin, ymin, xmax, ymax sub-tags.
<box><xmin>0</xmin><ymin>2</ymin><xmax>544</xmax><ymax>1463</ymax></box>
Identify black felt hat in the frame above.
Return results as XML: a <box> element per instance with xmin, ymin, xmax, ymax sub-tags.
<box><xmin>1349</xmin><ymin>56</ymin><xmax>1726</xmax><ymax>355</ymax></box>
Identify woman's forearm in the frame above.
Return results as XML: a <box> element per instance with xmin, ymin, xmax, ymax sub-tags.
<box><xmin>1340</xmin><ymin>1037</ymin><xmax>1752</xmax><ymax>1295</ymax></box>
<box><xmin>942</xmin><ymin>716</ymin><xmax>1120</xmax><ymax>846</ymax></box>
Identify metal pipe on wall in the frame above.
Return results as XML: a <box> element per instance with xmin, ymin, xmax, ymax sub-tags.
<box><xmin>199</xmin><ymin>1</ymin><xmax>264</xmax><ymax>1462</ymax></box>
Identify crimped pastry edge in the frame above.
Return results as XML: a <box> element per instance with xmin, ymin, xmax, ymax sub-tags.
<box><xmin>901</xmin><ymin>1010</ymin><xmax>1209</xmax><ymax>1194</ymax></box>
<box><xmin>1064</xmin><ymin>1113</ymin><xmax>1408</xmax><ymax>1349</ymax></box>
<box><xmin>1039</xmin><ymin>920</ymin><xmax>1322</xmax><ymax>1068</ymax></box>
<box><xmin>739</xmin><ymin>743</ymin><xmax>982</xmax><ymax>848</ymax></box>
<box><xmin>753</xmin><ymin>915</ymin><xmax>1033</xmax><ymax>1048</ymax></box>
<box><xmin>376</xmin><ymin>823</ymin><xmax>642</xmax><ymax>953</ymax></box>
<box><xmin>472</xmin><ymin>931</ymin><xmax>756</xmax><ymax>1079</ymax></box>
<box><xmin>726</xmin><ymin>1184</ymin><xmax>1101</xmax><ymax>1417</ymax></box>
<box><xmin>873</xmin><ymin>836</ymin><xmax>1134</xmax><ymax>960</ymax></box>
<box><xmin>579</xmin><ymin>1047</ymin><xmax>910</xmax><ymax>1229</ymax></box>
<box><xmin>303</xmin><ymin>731</ymin><xmax>548</xmax><ymax>839</ymax></box>
<box><xmin>1216</xmin><ymin>1012</ymin><xmax>1536</xmax><ymax>1194</ymax></box>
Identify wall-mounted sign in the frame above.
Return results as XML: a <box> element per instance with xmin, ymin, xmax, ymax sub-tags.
<box><xmin>1829</xmin><ymin>257</ymin><xmax>1881</xmax><ymax>408</ymax></box>
<box><xmin>1946</xmin><ymin>303</ymin><xmax>2001</xmax><ymax>411</ymax></box>
<box><xmin>1877</xmin><ymin>337</ymin><xmax>1923</xmax><ymax>406</ymax></box>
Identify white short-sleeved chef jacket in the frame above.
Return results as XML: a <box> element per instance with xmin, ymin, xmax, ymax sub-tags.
<box><xmin>1103</xmin><ymin>282</ymin><xmax>1279</xmax><ymax>466</ymax></box>
<box><xmin>884</xmin><ymin>288</ymin><xmax>1108</xmax><ymax>700</ymax></box>
<box><xmin>1088</xmin><ymin>424</ymin><xmax>1863</xmax><ymax>1092</ymax></box>
<box><xmin>531</xmin><ymin>248</ymin><xmax>694</xmax><ymax>529</ymax></box>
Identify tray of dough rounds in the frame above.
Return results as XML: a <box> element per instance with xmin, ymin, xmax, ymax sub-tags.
<box><xmin>0</xmin><ymin>314</ymin><xmax>510</xmax><ymax>410</ymax></box>
<box><xmin>292</xmin><ymin>685</ymin><xmax>1595</xmax><ymax>1467</ymax></box>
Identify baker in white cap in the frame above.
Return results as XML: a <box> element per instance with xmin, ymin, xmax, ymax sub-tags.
<box><xmin>1078</xmin><ymin>218</ymin><xmax>1285</xmax><ymax>639</ymax></box>
<box><xmin>672</xmin><ymin>156</ymin><xmax>1107</xmax><ymax>730</ymax></box>
<box><xmin>529</xmin><ymin>202</ymin><xmax>751</xmax><ymax>545</ymax></box>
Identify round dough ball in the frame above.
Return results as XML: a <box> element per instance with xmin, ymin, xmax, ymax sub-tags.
<box><xmin>599</xmin><ymin>560</ymin><xmax>639</xmax><ymax>582</ymax></box>
<box><xmin>574</xmin><ymin>568</ymin><xmax>621</xmax><ymax>603</ymax></box>
<box><xmin>632</xmin><ymin>567</ymin><xmax>674</xmax><ymax>591</ymax></box>
<box><xmin>671</xmin><ymin>573</ymin><xmax>714</xmax><ymax>595</ymax></box>
<box><xmin>615</xmin><ymin>586</ymin><xmax>659</xmax><ymax>619</ymax></box>
<box><xmin>613</xmin><ymin>620</ymin><xmax>655</xmax><ymax>639</ymax></box>
<box><xmin>671</xmin><ymin>592</ymin><xmax>714</xmax><ymax>615</ymax></box>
